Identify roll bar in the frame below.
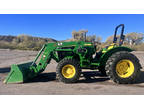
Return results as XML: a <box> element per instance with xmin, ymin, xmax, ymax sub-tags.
<box><xmin>113</xmin><ymin>24</ymin><xmax>125</xmax><ymax>46</ymax></box>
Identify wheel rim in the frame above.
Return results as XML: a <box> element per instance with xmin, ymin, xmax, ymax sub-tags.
<box><xmin>62</xmin><ymin>64</ymin><xmax>76</xmax><ymax>78</ymax></box>
<box><xmin>116</xmin><ymin>59</ymin><xmax>134</xmax><ymax>78</ymax></box>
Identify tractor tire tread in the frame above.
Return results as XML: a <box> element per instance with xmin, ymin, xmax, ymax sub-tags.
<box><xmin>56</xmin><ymin>58</ymin><xmax>81</xmax><ymax>83</ymax></box>
<box><xmin>105</xmin><ymin>51</ymin><xmax>141</xmax><ymax>84</ymax></box>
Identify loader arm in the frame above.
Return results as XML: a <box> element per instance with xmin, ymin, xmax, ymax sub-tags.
<box><xmin>32</xmin><ymin>42</ymin><xmax>79</xmax><ymax>73</ymax></box>
<box><xmin>31</xmin><ymin>43</ymin><xmax>57</xmax><ymax>74</ymax></box>
<box><xmin>4</xmin><ymin>43</ymin><xmax>58</xmax><ymax>84</ymax></box>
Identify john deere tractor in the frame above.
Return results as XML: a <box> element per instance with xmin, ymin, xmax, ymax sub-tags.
<box><xmin>4</xmin><ymin>24</ymin><xmax>141</xmax><ymax>84</ymax></box>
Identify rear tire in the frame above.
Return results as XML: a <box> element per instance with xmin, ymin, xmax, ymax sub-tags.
<box><xmin>56</xmin><ymin>58</ymin><xmax>81</xmax><ymax>83</ymax></box>
<box><xmin>105</xmin><ymin>51</ymin><xmax>141</xmax><ymax>84</ymax></box>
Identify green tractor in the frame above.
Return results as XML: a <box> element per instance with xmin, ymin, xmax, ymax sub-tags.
<box><xmin>4</xmin><ymin>24</ymin><xmax>142</xmax><ymax>84</ymax></box>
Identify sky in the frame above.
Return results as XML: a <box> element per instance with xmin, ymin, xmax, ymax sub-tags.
<box><xmin>0</xmin><ymin>14</ymin><xmax>144</xmax><ymax>41</ymax></box>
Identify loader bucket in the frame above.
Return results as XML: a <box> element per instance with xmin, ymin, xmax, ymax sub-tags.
<box><xmin>4</xmin><ymin>62</ymin><xmax>37</xmax><ymax>84</ymax></box>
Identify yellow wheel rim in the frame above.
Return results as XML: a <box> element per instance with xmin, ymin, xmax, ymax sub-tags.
<box><xmin>116</xmin><ymin>59</ymin><xmax>134</xmax><ymax>78</ymax></box>
<box><xmin>62</xmin><ymin>64</ymin><xmax>76</xmax><ymax>79</ymax></box>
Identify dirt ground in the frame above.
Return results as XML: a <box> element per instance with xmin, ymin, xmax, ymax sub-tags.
<box><xmin>0</xmin><ymin>49</ymin><xmax>144</xmax><ymax>95</ymax></box>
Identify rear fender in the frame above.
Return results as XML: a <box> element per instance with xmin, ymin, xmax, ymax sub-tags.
<box><xmin>99</xmin><ymin>46</ymin><xmax>133</xmax><ymax>67</ymax></box>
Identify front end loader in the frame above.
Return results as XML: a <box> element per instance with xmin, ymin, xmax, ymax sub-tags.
<box><xmin>4</xmin><ymin>24</ymin><xmax>142</xmax><ymax>84</ymax></box>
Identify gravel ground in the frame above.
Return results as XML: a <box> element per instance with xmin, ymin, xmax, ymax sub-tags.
<box><xmin>0</xmin><ymin>49</ymin><xmax>144</xmax><ymax>95</ymax></box>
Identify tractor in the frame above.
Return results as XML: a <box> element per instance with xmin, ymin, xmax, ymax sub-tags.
<box><xmin>4</xmin><ymin>24</ymin><xmax>142</xmax><ymax>84</ymax></box>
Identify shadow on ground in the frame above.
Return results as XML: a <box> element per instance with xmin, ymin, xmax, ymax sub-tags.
<box><xmin>135</xmin><ymin>71</ymin><xmax>144</xmax><ymax>84</ymax></box>
<box><xmin>28</xmin><ymin>72</ymin><xmax>57</xmax><ymax>83</ymax></box>
<box><xmin>0</xmin><ymin>67</ymin><xmax>10</xmax><ymax>73</ymax></box>
<box><xmin>28</xmin><ymin>71</ymin><xmax>110</xmax><ymax>83</ymax></box>
<box><xmin>78</xmin><ymin>71</ymin><xmax>109</xmax><ymax>83</ymax></box>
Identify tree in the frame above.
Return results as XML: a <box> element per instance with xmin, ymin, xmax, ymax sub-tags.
<box><xmin>106</xmin><ymin>35</ymin><xmax>114</xmax><ymax>44</ymax></box>
<box><xmin>106</xmin><ymin>32</ymin><xmax>144</xmax><ymax>45</ymax></box>
<box><xmin>72</xmin><ymin>30</ymin><xmax>88</xmax><ymax>41</ymax></box>
<box><xmin>95</xmin><ymin>36</ymin><xmax>102</xmax><ymax>43</ymax></box>
<box><xmin>86</xmin><ymin>35</ymin><xmax>96</xmax><ymax>42</ymax></box>
<box><xmin>125</xmin><ymin>32</ymin><xmax>144</xmax><ymax>45</ymax></box>
<box><xmin>72</xmin><ymin>30</ymin><xmax>102</xmax><ymax>43</ymax></box>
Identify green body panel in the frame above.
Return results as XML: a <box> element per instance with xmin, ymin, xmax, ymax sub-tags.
<box><xmin>4</xmin><ymin>40</ymin><xmax>133</xmax><ymax>84</ymax></box>
<box><xmin>99</xmin><ymin>46</ymin><xmax>133</xmax><ymax>68</ymax></box>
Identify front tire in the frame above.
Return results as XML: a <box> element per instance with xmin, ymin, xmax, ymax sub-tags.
<box><xmin>105</xmin><ymin>51</ymin><xmax>141</xmax><ymax>84</ymax></box>
<box><xmin>56</xmin><ymin>58</ymin><xmax>81</xmax><ymax>83</ymax></box>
